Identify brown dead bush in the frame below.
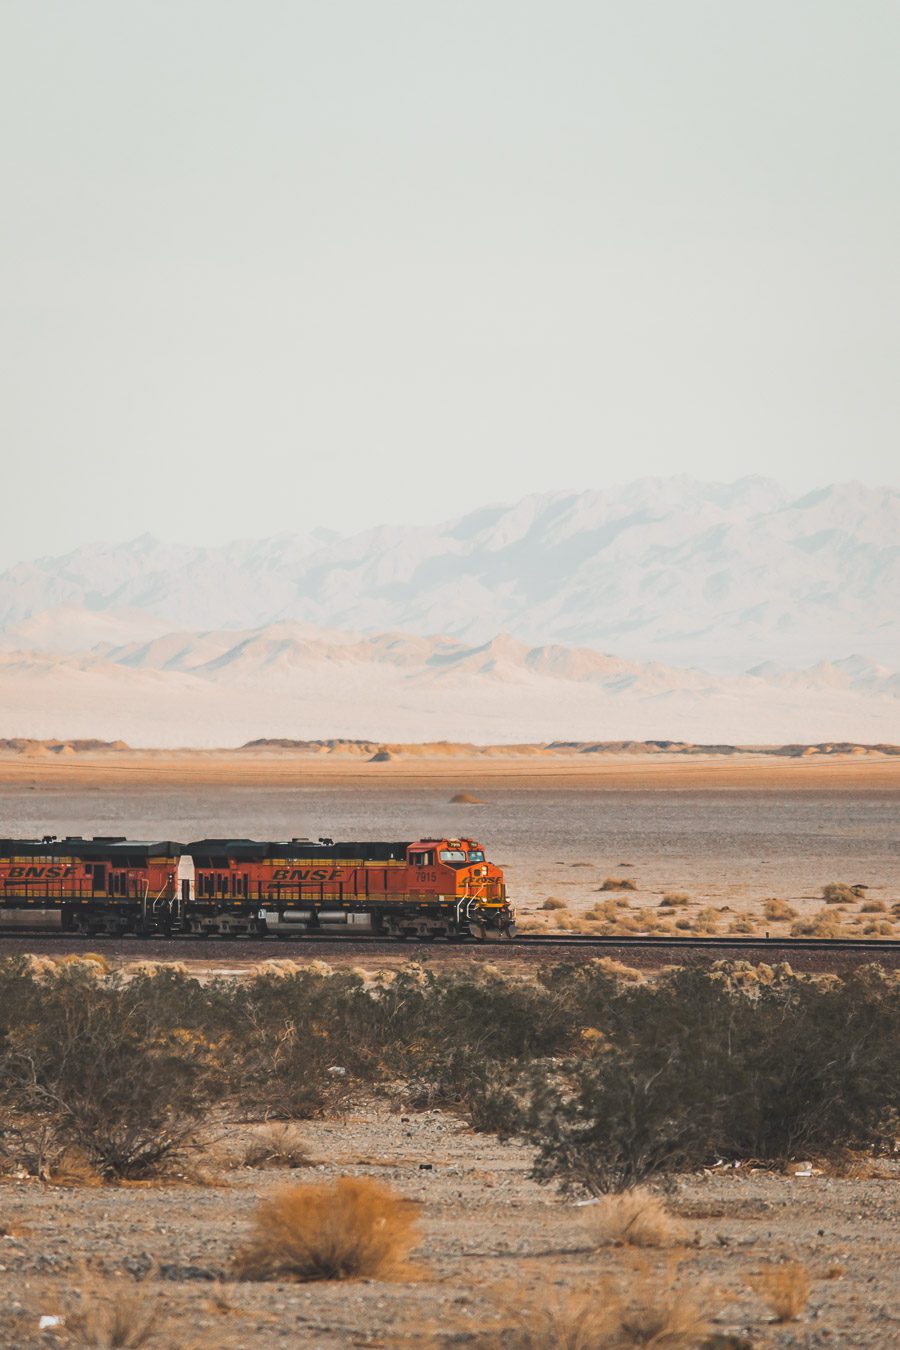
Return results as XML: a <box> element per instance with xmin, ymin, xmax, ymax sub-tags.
<box><xmin>822</xmin><ymin>882</ymin><xmax>859</xmax><ymax>904</ymax></box>
<box><xmin>585</xmin><ymin>1187</ymin><xmax>687</xmax><ymax>1248</ymax></box>
<box><xmin>474</xmin><ymin>1276</ymin><xmax>709</xmax><ymax>1349</ymax></box>
<box><xmin>616</xmin><ymin>1286</ymin><xmax>711</xmax><ymax>1347</ymax></box>
<box><xmin>763</xmin><ymin>898</ymin><xmax>797</xmax><ymax>922</ymax></box>
<box><xmin>600</xmin><ymin>877</ymin><xmax>638</xmax><ymax>892</ymax></box>
<box><xmin>727</xmin><ymin>916</ymin><xmax>758</xmax><ymax>935</ymax></box>
<box><xmin>790</xmin><ymin>910</ymin><xmax>844</xmax><ymax>938</ymax></box>
<box><xmin>661</xmin><ymin>893</ymin><xmax>690</xmax><ymax>907</ymax></box>
<box><xmin>241</xmin><ymin>1123</ymin><xmax>310</xmax><ymax>1170</ymax></box>
<box><xmin>63</xmin><ymin>1277</ymin><xmax>165</xmax><ymax>1347</ymax></box>
<box><xmin>475</xmin><ymin>1293</ymin><xmax>620</xmax><ymax>1349</ymax></box>
<box><xmin>233</xmin><ymin>1176</ymin><xmax>420</xmax><ymax>1282</ymax></box>
<box><xmin>541</xmin><ymin>897</ymin><xmax>568</xmax><ymax>911</ymax></box>
<box><xmin>747</xmin><ymin>1261</ymin><xmax>810</xmax><ymax>1321</ymax></box>
<box><xmin>860</xmin><ymin>899</ymin><xmax>887</xmax><ymax>913</ymax></box>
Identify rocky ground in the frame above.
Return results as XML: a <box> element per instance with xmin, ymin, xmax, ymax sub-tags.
<box><xmin>0</xmin><ymin>1104</ymin><xmax>897</xmax><ymax>1349</ymax></box>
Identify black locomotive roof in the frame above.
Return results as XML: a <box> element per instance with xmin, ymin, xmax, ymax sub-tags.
<box><xmin>0</xmin><ymin>838</ymin><xmax>184</xmax><ymax>861</ymax></box>
<box><xmin>186</xmin><ymin>839</ymin><xmax>411</xmax><ymax>864</ymax></box>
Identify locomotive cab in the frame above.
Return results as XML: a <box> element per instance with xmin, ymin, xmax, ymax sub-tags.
<box><xmin>407</xmin><ymin>838</ymin><xmax>513</xmax><ymax>939</ymax></box>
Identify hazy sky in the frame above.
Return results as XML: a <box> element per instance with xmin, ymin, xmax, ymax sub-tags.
<box><xmin>1</xmin><ymin>1</ymin><xmax>898</xmax><ymax>566</ymax></box>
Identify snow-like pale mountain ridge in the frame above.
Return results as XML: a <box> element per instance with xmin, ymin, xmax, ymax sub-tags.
<box><xmin>0</xmin><ymin>477</ymin><xmax>897</xmax><ymax>672</ymax></box>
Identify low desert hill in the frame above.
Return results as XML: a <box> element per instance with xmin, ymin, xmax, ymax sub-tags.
<box><xmin>0</xmin><ymin>620</ymin><xmax>896</xmax><ymax>747</ymax></box>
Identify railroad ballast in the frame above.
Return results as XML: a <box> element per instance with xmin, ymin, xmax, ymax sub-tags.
<box><xmin>0</xmin><ymin>835</ymin><xmax>514</xmax><ymax>940</ymax></box>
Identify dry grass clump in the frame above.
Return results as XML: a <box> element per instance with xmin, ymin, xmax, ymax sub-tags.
<box><xmin>615</xmin><ymin>1288</ymin><xmax>711</xmax><ymax>1348</ymax></box>
<box><xmin>727</xmin><ymin>915</ymin><xmax>758</xmax><ymax>935</ymax></box>
<box><xmin>822</xmin><ymin>882</ymin><xmax>861</xmax><ymax>904</ymax></box>
<box><xmin>861</xmin><ymin>919</ymin><xmax>895</xmax><ymax>936</ymax></box>
<box><xmin>790</xmin><ymin>910</ymin><xmax>845</xmax><ymax>938</ymax></box>
<box><xmin>693</xmin><ymin>908</ymin><xmax>720</xmax><ymax>934</ymax></box>
<box><xmin>860</xmin><ymin>899</ymin><xmax>887</xmax><ymax>913</ymax></box>
<box><xmin>242</xmin><ymin>1123</ymin><xmax>310</xmax><ymax>1170</ymax></box>
<box><xmin>763</xmin><ymin>898</ymin><xmax>797</xmax><ymax>922</ymax></box>
<box><xmin>541</xmin><ymin>897</ymin><xmax>568</xmax><ymax>911</ymax></box>
<box><xmin>233</xmin><ymin>1176</ymin><xmax>420</xmax><ymax>1282</ymax></box>
<box><xmin>475</xmin><ymin>1278</ymin><xmax>709</xmax><ymax>1349</ymax></box>
<box><xmin>661</xmin><ymin>893</ymin><xmax>690</xmax><ymax>907</ymax></box>
<box><xmin>62</xmin><ymin>1277</ymin><xmax>163</xmax><ymax>1346</ymax></box>
<box><xmin>747</xmin><ymin>1261</ymin><xmax>810</xmax><ymax>1321</ymax></box>
<box><xmin>600</xmin><ymin>877</ymin><xmax>638</xmax><ymax>892</ymax></box>
<box><xmin>585</xmin><ymin>1186</ymin><xmax>687</xmax><ymax>1248</ymax></box>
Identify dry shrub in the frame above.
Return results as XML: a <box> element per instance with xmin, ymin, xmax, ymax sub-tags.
<box><xmin>63</xmin><ymin>1278</ymin><xmax>164</xmax><ymax>1347</ymax></box>
<box><xmin>662</xmin><ymin>893</ymin><xmax>690</xmax><ymax>907</ymax></box>
<box><xmin>693</xmin><ymin>908</ymin><xmax>720</xmax><ymax>933</ymax></box>
<box><xmin>862</xmin><ymin>919</ymin><xmax>895</xmax><ymax>936</ymax></box>
<box><xmin>541</xmin><ymin>897</ymin><xmax>568</xmax><ymax>911</ymax></box>
<box><xmin>475</xmin><ymin>1276</ymin><xmax>709</xmax><ymax>1349</ymax></box>
<box><xmin>242</xmin><ymin>1123</ymin><xmax>310</xmax><ymax>1170</ymax></box>
<box><xmin>616</xmin><ymin>1286</ymin><xmax>711</xmax><ymax>1348</ymax></box>
<box><xmin>674</xmin><ymin>919</ymin><xmax>693</xmax><ymax>931</ymax></box>
<box><xmin>727</xmin><ymin>916</ymin><xmax>758</xmax><ymax>935</ymax></box>
<box><xmin>790</xmin><ymin>910</ymin><xmax>844</xmax><ymax>938</ymax></box>
<box><xmin>589</xmin><ymin>957</ymin><xmax>643</xmax><ymax>982</ymax></box>
<box><xmin>233</xmin><ymin>1176</ymin><xmax>420</xmax><ymax>1282</ymax></box>
<box><xmin>600</xmin><ymin>877</ymin><xmax>638</xmax><ymax>892</ymax></box>
<box><xmin>860</xmin><ymin>899</ymin><xmax>887</xmax><ymax>913</ymax></box>
<box><xmin>475</xmin><ymin>1292</ymin><xmax>619</xmax><ymax>1349</ymax></box>
<box><xmin>763</xmin><ymin>898</ymin><xmax>797</xmax><ymax>922</ymax></box>
<box><xmin>585</xmin><ymin>1186</ymin><xmax>687</xmax><ymax>1248</ymax></box>
<box><xmin>822</xmin><ymin>882</ymin><xmax>858</xmax><ymax>904</ymax></box>
<box><xmin>747</xmin><ymin>1261</ymin><xmax>810</xmax><ymax>1321</ymax></box>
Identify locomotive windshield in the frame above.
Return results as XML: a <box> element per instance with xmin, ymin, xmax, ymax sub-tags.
<box><xmin>439</xmin><ymin>848</ymin><xmax>467</xmax><ymax>865</ymax></box>
<box><xmin>469</xmin><ymin>849</ymin><xmax>485</xmax><ymax>863</ymax></box>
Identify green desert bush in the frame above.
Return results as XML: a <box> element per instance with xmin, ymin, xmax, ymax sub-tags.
<box><xmin>520</xmin><ymin>964</ymin><xmax>900</xmax><ymax>1191</ymax></box>
<box><xmin>0</xmin><ymin>965</ymin><xmax>217</xmax><ymax>1179</ymax></box>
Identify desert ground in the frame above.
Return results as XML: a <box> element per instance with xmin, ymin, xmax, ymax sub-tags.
<box><xmin>1</xmin><ymin>1089</ymin><xmax>898</xmax><ymax>1349</ymax></box>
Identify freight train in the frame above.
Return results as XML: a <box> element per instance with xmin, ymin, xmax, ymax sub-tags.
<box><xmin>0</xmin><ymin>835</ymin><xmax>514</xmax><ymax>940</ymax></box>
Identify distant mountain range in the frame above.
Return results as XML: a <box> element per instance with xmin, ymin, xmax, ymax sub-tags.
<box><xmin>0</xmin><ymin>621</ymin><xmax>895</xmax><ymax>747</ymax></box>
<box><xmin>0</xmin><ymin>477</ymin><xmax>896</xmax><ymax>744</ymax></box>
<box><xmin>1</xmin><ymin>476</ymin><xmax>897</xmax><ymax>672</ymax></box>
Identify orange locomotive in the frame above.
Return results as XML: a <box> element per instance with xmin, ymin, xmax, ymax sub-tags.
<box><xmin>0</xmin><ymin>836</ymin><xmax>182</xmax><ymax>935</ymax></box>
<box><xmin>0</xmin><ymin>835</ymin><xmax>514</xmax><ymax>940</ymax></box>
<box><xmin>183</xmin><ymin>836</ymin><xmax>514</xmax><ymax>939</ymax></box>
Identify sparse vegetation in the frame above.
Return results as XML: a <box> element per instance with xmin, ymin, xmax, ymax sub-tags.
<box><xmin>0</xmin><ymin>955</ymin><xmax>896</xmax><ymax>1197</ymax></box>
<box><xmin>662</xmin><ymin>893</ymin><xmax>690</xmax><ymax>907</ymax></box>
<box><xmin>747</xmin><ymin>1261</ymin><xmax>810</xmax><ymax>1321</ymax></box>
<box><xmin>233</xmin><ymin>1177</ymin><xmax>420</xmax><ymax>1281</ymax></box>
<box><xmin>541</xmin><ymin>897</ymin><xmax>568</xmax><ymax>910</ymax></box>
<box><xmin>600</xmin><ymin>877</ymin><xmax>638</xmax><ymax>891</ymax></box>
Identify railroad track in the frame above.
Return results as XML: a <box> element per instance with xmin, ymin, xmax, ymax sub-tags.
<box><xmin>0</xmin><ymin>930</ymin><xmax>896</xmax><ymax>958</ymax></box>
<box><xmin>517</xmin><ymin>933</ymin><xmax>900</xmax><ymax>953</ymax></box>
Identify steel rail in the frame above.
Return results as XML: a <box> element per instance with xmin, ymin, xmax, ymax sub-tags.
<box><xmin>516</xmin><ymin>933</ymin><xmax>900</xmax><ymax>952</ymax></box>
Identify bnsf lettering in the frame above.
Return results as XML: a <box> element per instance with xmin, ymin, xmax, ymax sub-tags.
<box><xmin>270</xmin><ymin>868</ymin><xmax>341</xmax><ymax>882</ymax></box>
<box><xmin>4</xmin><ymin>866</ymin><xmax>74</xmax><ymax>879</ymax></box>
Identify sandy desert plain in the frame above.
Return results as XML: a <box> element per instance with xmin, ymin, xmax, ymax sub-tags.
<box><xmin>0</xmin><ymin>740</ymin><xmax>897</xmax><ymax>1349</ymax></box>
